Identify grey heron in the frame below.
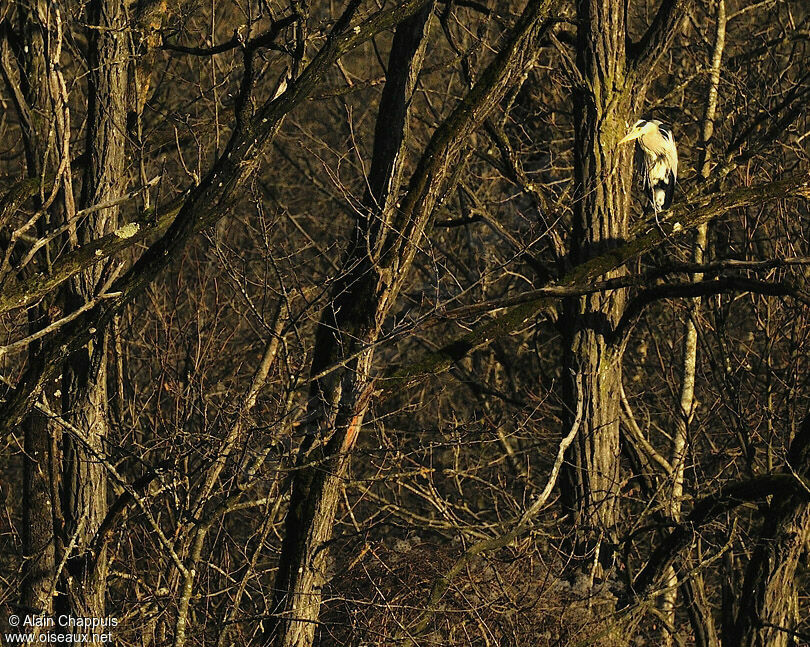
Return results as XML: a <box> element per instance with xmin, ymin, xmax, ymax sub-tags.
<box><xmin>619</xmin><ymin>119</ymin><xmax>678</xmax><ymax>214</ymax></box>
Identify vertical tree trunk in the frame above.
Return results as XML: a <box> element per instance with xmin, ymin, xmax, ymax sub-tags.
<box><xmin>662</xmin><ymin>3</ymin><xmax>725</xmax><ymax>644</ymax></box>
<box><xmin>58</xmin><ymin>0</ymin><xmax>127</xmax><ymax>620</ymax></box>
<box><xmin>561</xmin><ymin>0</ymin><xmax>634</xmax><ymax>572</ymax></box>
<box><xmin>21</xmin><ymin>407</ymin><xmax>57</xmax><ymax>618</ymax></box>
<box><xmin>17</xmin><ymin>1</ymin><xmax>60</xmax><ymax>619</ymax></box>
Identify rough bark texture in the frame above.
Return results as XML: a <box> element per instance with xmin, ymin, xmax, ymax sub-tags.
<box><xmin>17</xmin><ymin>0</ymin><xmax>59</xmax><ymax>617</ymax></box>
<box><xmin>1</xmin><ymin>2</ymin><xmax>807</xmax><ymax>644</ymax></box>
<box><xmin>57</xmin><ymin>0</ymin><xmax>128</xmax><ymax>621</ymax></box>
<box><xmin>0</xmin><ymin>0</ymin><xmax>436</xmax><ymax>439</ymax></box>
<box><xmin>561</xmin><ymin>0</ymin><xmax>635</xmax><ymax>558</ymax></box>
<box><xmin>733</xmin><ymin>505</ymin><xmax>810</xmax><ymax>647</ymax></box>
<box><xmin>383</xmin><ymin>174</ymin><xmax>810</xmax><ymax>398</ymax></box>
<box><xmin>20</xmin><ymin>407</ymin><xmax>56</xmax><ymax>616</ymax></box>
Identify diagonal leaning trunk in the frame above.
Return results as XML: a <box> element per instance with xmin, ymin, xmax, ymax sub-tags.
<box><xmin>266</xmin><ymin>8</ymin><xmax>435</xmax><ymax>647</ymax></box>
<box><xmin>266</xmin><ymin>2</ymin><xmax>557</xmax><ymax>644</ymax></box>
<box><xmin>729</xmin><ymin>419</ymin><xmax>810</xmax><ymax>647</ymax></box>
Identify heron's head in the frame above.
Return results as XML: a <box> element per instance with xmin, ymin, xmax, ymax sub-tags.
<box><xmin>618</xmin><ymin>119</ymin><xmax>657</xmax><ymax>145</ymax></box>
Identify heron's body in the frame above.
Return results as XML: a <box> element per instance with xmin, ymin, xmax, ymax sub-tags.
<box><xmin>620</xmin><ymin>119</ymin><xmax>678</xmax><ymax>213</ymax></box>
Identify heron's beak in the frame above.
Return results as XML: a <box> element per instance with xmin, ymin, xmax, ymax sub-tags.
<box><xmin>618</xmin><ymin>128</ymin><xmax>642</xmax><ymax>145</ymax></box>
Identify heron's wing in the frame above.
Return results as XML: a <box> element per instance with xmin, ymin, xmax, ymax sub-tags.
<box><xmin>635</xmin><ymin>146</ymin><xmax>650</xmax><ymax>190</ymax></box>
<box><xmin>666</xmin><ymin>142</ymin><xmax>678</xmax><ymax>183</ymax></box>
<box><xmin>662</xmin><ymin>172</ymin><xmax>676</xmax><ymax>209</ymax></box>
<box><xmin>663</xmin><ymin>139</ymin><xmax>677</xmax><ymax>208</ymax></box>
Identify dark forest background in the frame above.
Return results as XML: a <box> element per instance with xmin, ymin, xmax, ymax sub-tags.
<box><xmin>0</xmin><ymin>0</ymin><xmax>809</xmax><ymax>645</ymax></box>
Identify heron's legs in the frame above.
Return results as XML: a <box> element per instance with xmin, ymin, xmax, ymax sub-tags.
<box><xmin>650</xmin><ymin>203</ymin><xmax>669</xmax><ymax>237</ymax></box>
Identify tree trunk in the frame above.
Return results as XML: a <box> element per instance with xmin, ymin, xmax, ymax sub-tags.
<box><xmin>21</xmin><ymin>405</ymin><xmax>57</xmax><ymax>619</ymax></box>
<box><xmin>619</xmin><ymin>417</ymin><xmax>810</xmax><ymax>643</ymax></box>
<box><xmin>267</xmin><ymin>8</ymin><xmax>434</xmax><ymax>646</ymax></box>
<box><xmin>58</xmin><ymin>0</ymin><xmax>127</xmax><ymax>621</ymax></box>
<box><xmin>730</xmin><ymin>422</ymin><xmax>810</xmax><ymax>647</ymax></box>
<box><xmin>662</xmin><ymin>2</ymin><xmax>726</xmax><ymax>643</ymax></box>
<box><xmin>561</xmin><ymin>0</ymin><xmax>634</xmax><ymax>571</ymax></box>
<box><xmin>17</xmin><ymin>1</ymin><xmax>60</xmax><ymax>619</ymax></box>
<box><xmin>267</xmin><ymin>2</ymin><xmax>556</xmax><ymax>643</ymax></box>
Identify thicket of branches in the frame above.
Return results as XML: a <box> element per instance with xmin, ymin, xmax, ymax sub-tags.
<box><xmin>1</xmin><ymin>1</ymin><xmax>809</xmax><ymax>646</ymax></box>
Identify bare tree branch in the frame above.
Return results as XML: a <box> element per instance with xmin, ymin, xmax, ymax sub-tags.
<box><xmin>381</xmin><ymin>173</ymin><xmax>810</xmax><ymax>396</ymax></box>
<box><xmin>629</xmin><ymin>0</ymin><xmax>693</xmax><ymax>76</ymax></box>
